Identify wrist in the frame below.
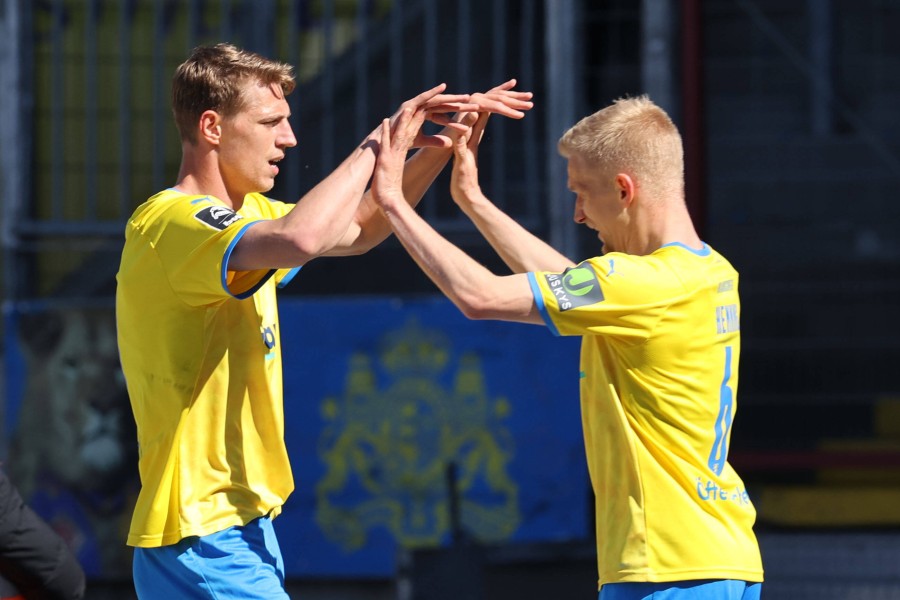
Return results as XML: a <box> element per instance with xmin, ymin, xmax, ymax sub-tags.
<box><xmin>377</xmin><ymin>189</ymin><xmax>406</xmax><ymax>210</ymax></box>
<box><xmin>455</xmin><ymin>185</ymin><xmax>484</xmax><ymax>204</ymax></box>
<box><xmin>415</xmin><ymin>144</ymin><xmax>453</xmax><ymax>161</ymax></box>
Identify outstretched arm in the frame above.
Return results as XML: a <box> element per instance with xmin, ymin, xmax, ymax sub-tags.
<box><xmin>325</xmin><ymin>80</ymin><xmax>535</xmax><ymax>257</ymax></box>
<box><xmin>229</xmin><ymin>84</ymin><xmax>473</xmax><ymax>271</ymax></box>
<box><xmin>450</xmin><ymin>112</ymin><xmax>575</xmax><ymax>274</ymax></box>
<box><xmin>371</xmin><ymin>108</ymin><xmax>543</xmax><ymax>325</ymax></box>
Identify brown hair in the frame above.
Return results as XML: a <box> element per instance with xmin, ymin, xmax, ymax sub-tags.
<box><xmin>172</xmin><ymin>43</ymin><xmax>296</xmax><ymax>144</ymax></box>
<box><xmin>558</xmin><ymin>95</ymin><xmax>684</xmax><ymax>199</ymax></box>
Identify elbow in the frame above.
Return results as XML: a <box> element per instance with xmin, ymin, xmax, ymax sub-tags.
<box><xmin>456</xmin><ymin>294</ymin><xmax>495</xmax><ymax>321</ymax></box>
<box><xmin>341</xmin><ymin>234</ymin><xmax>378</xmax><ymax>256</ymax></box>
<box><xmin>317</xmin><ymin>220</ymin><xmax>378</xmax><ymax>257</ymax></box>
<box><xmin>288</xmin><ymin>234</ymin><xmax>330</xmax><ymax>260</ymax></box>
<box><xmin>460</xmin><ymin>307</ymin><xmax>493</xmax><ymax>321</ymax></box>
<box><xmin>276</xmin><ymin>213</ymin><xmax>365</xmax><ymax>260</ymax></box>
<box><xmin>284</xmin><ymin>222</ymin><xmax>349</xmax><ymax>259</ymax></box>
<box><xmin>310</xmin><ymin>231</ymin><xmax>374</xmax><ymax>258</ymax></box>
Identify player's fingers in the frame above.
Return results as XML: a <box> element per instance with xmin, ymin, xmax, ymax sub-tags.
<box><xmin>423</xmin><ymin>100</ymin><xmax>479</xmax><ymax>114</ymax></box>
<box><xmin>393</xmin><ymin>107</ymin><xmax>424</xmax><ymax>151</ymax></box>
<box><xmin>416</xmin><ymin>133</ymin><xmax>453</xmax><ymax>149</ymax></box>
<box><xmin>469</xmin><ymin>94</ymin><xmax>533</xmax><ymax>119</ymax></box>
<box><xmin>426</xmin><ymin>112</ymin><xmax>476</xmax><ymax>133</ymax></box>
<box><xmin>469</xmin><ymin>112</ymin><xmax>490</xmax><ymax>151</ymax></box>
<box><xmin>494</xmin><ymin>90</ymin><xmax>534</xmax><ymax>103</ymax></box>
<box><xmin>395</xmin><ymin>85</ymin><xmax>469</xmax><ymax>122</ymax></box>
<box><xmin>381</xmin><ymin>117</ymin><xmax>395</xmax><ymax>152</ymax></box>
<box><xmin>452</xmin><ymin>130</ymin><xmax>469</xmax><ymax>160</ymax></box>
<box><xmin>488</xmin><ymin>78</ymin><xmax>517</xmax><ymax>92</ymax></box>
<box><xmin>451</xmin><ymin>111</ymin><xmax>479</xmax><ymax>127</ymax></box>
<box><xmin>405</xmin><ymin>82</ymin><xmax>448</xmax><ymax>107</ymax></box>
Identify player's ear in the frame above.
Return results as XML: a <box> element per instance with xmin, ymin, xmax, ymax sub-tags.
<box><xmin>615</xmin><ymin>173</ymin><xmax>635</xmax><ymax>206</ymax></box>
<box><xmin>199</xmin><ymin>110</ymin><xmax>222</xmax><ymax>145</ymax></box>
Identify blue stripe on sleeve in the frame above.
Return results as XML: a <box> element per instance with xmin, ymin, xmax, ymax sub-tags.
<box><xmin>527</xmin><ymin>272</ymin><xmax>561</xmax><ymax>337</ymax></box>
<box><xmin>278</xmin><ymin>267</ymin><xmax>301</xmax><ymax>289</ymax></box>
<box><xmin>221</xmin><ymin>220</ymin><xmax>276</xmax><ymax>299</ymax></box>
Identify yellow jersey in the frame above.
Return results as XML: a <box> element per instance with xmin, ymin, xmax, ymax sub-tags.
<box><xmin>527</xmin><ymin>243</ymin><xmax>763</xmax><ymax>588</ymax></box>
<box><xmin>116</xmin><ymin>189</ymin><xmax>298</xmax><ymax>547</ymax></box>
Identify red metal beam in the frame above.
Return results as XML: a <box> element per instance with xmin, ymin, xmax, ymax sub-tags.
<box><xmin>681</xmin><ymin>0</ymin><xmax>707</xmax><ymax>237</ymax></box>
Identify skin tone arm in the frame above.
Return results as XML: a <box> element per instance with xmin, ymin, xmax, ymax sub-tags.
<box><xmin>324</xmin><ymin>80</ymin><xmax>535</xmax><ymax>257</ymax></box>
<box><xmin>371</xmin><ymin>107</ymin><xmax>544</xmax><ymax>325</ymax></box>
<box><xmin>449</xmin><ymin>112</ymin><xmax>575</xmax><ymax>274</ymax></box>
<box><xmin>230</xmin><ymin>84</ymin><xmax>475</xmax><ymax>271</ymax></box>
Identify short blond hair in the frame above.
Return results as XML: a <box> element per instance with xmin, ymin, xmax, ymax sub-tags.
<box><xmin>558</xmin><ymin>96</ymin><xmax>684</xmax><ymax>197</ymax></box>
<box><xmin>172</xmin><ymin>43</ymin><xmax>296</xmax><ymax>144</ymax></box>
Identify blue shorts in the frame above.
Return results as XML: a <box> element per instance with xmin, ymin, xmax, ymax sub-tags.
<box><xmin>132</xmin><ymin>516</ymin><xmax>288</xmax><ymax>600</ymax></box>
<box><xmin>599</xmin><ymin>579</ymin><xmax>762</xmax><ymax>600</ymax></box>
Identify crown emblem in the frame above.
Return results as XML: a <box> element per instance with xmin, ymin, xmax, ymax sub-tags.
<box><xmin>316</xmin><ymin>317</ymin><xmax>520</xmax><ymax>552</ymax></box>
<box><xmin>380</xmin><ymin>318</ymin><xmax>449</xmax><ymax>376</ymax></box>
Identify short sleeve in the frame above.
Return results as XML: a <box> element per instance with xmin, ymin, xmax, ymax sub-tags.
<box><xmin>528</xmin><ymin>254</ymin><xmax>687</xmax><ymax>340</ymax></box>
<box><xmin>139</xmin><ymin>197</ymin><xmax>272</xmax><ymax>305</ymax></box>
<box><xmin>232</xmin><ymin>194</ymin><xmax>301</xmax><ymax>291</ymax></box>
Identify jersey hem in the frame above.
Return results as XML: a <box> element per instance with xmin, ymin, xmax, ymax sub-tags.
<box><xmin>126</xmin><ymin>507</ymin><xmax>282</xmax><ymax>548</ymax></box>
<box><xmin>599</xmin><ymin>567</ymin><xmax>765</xmax><ymax>588</ymax></box>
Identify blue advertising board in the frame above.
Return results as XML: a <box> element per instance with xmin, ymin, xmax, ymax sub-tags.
<box><xmin>3</xmin><ymin>297</ymin><xmax>588</xmax><ymax>578</ymax></box>
<box><xmin>276</xmin><ymin>297</ymin><xmax>587</xmax><ymax>577</ymax></box>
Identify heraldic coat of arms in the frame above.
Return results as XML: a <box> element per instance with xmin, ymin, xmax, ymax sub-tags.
<box><xmin>315</xmin><ymin>319</ymin><xmax>521</xmax><ymax>551</ymax></box>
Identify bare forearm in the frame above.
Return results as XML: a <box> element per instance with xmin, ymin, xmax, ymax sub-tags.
<box><xmin>380</xmin><ymin>196</ymin><xmax>539</xmax><ymax>323</ymax></box>
<box><xmin>282</xmin><ymin>139</ymin><xmax>376</xmax><ymax>249</ymax></box>
<box><xmin>459</xmin><ymin>190</ymin><xmax>574</xmax><ymax>273</ymax></box>
<box><xmin>328</xmin><ymin>145</ymin><xmax>454</xmax><ymax>256</ymax></box>
<box><xmin>230</xmin><ymin>138</ymin><xmax>376</xmax><ymax>269</ymax></box>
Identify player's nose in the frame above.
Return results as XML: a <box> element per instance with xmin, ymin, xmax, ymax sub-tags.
<box><xmin>573</xmin><ymin>197</ymin><xmax>586</xmax><ymax>224</ymax></box>
<box><xmin>279</xmin><ymin>123</ymin><xmax>297</xmax><ymax>148</ymax></box>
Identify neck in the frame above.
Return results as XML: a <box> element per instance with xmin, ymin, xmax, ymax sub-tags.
<box><xmin>625</xmin><ymin>199</ymin><xmax>702</xmax><ymax>255</ymax></box>
<box><xmin>174</xmin><ymin>146</ymin><xmax>244</xmax><ymax>210</ymax></box>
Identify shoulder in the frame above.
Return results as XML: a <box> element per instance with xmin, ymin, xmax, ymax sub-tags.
<box><xmin>241</xmin><ymin>193</ymin><xmax>293</xmax><ymax>219</ymax></box>
<box><xmin>130</xmin><ymin>191</ymin><xmax>248</xmax><ymax>233</ymax></box>
<box><xmin>651</xmin><ymin>242</ymin><xmax>734</xmax><ymax>267</ymax></box>
<box><xmin>652</xmin><ymin>243</ymin><xmax>739</xmax><ymax>283</ymax></box>
<box><xmin>128</xmin><ymin>190</ymin><xmax>217</xmax><ymax>227</ymax></box>
<box><xmin>582</xmin><ymin>251</ymin><xmax>683</xmax><ymax>287</ymax></box>
<box><xmin>568</xmin><ymin>251</ymin><xmax>692</xmax><ymax>305</ymax></box>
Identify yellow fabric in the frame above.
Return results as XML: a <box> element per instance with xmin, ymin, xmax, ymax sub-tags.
<box><xmin>116</xmin><ymin>190</ymin><xmax>296</xmax><ymax>547</ymax></box>
<box><xmin>528</xmin><ymin>243</ymin><xmax>763</xmax><ymax>588</ymax></box>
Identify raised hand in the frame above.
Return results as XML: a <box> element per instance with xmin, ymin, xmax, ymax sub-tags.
<box><xmin>386</xmin><ymin>80</ymin><xmax>533</xmax><ymax>150</ymax></box>
<box><xmin>468</xmin><ymin>79</ymin><xmax>534</xmax><ymax>120</ymax></box>
<box><xmin>447</xmin><ymin>79</ymin><xmax>534</xmax><ymax>139</ymax></box>
<box><xmin>450</xmin><ymin>112</ymin><xmax>491</xmax><ymax>206</ymax></box>
<box><xmin>372</xmin><ymin>107</ymin><xmax>428</xmax><ymax>207</ymax></box>
<box><xmin>388</xmin><ymin>83</ymin><xmax>477</xmax><ymax>149</ymax></box>
<box><xmin>443</xmin><ymin>78</ymin><xmax>533</xmax><ymax>152</ymax></box>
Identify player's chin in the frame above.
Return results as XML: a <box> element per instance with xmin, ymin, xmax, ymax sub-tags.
<box><xmin>257</xmin><ymin>177</ymin><xmax>277</xmax><ymax>193</ymax></box>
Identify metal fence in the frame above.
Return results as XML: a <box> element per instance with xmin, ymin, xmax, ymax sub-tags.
<box><xmin>1</xmin><ymin>0</ymin><xmax>580</xmax><ymax>308</ymax></box>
